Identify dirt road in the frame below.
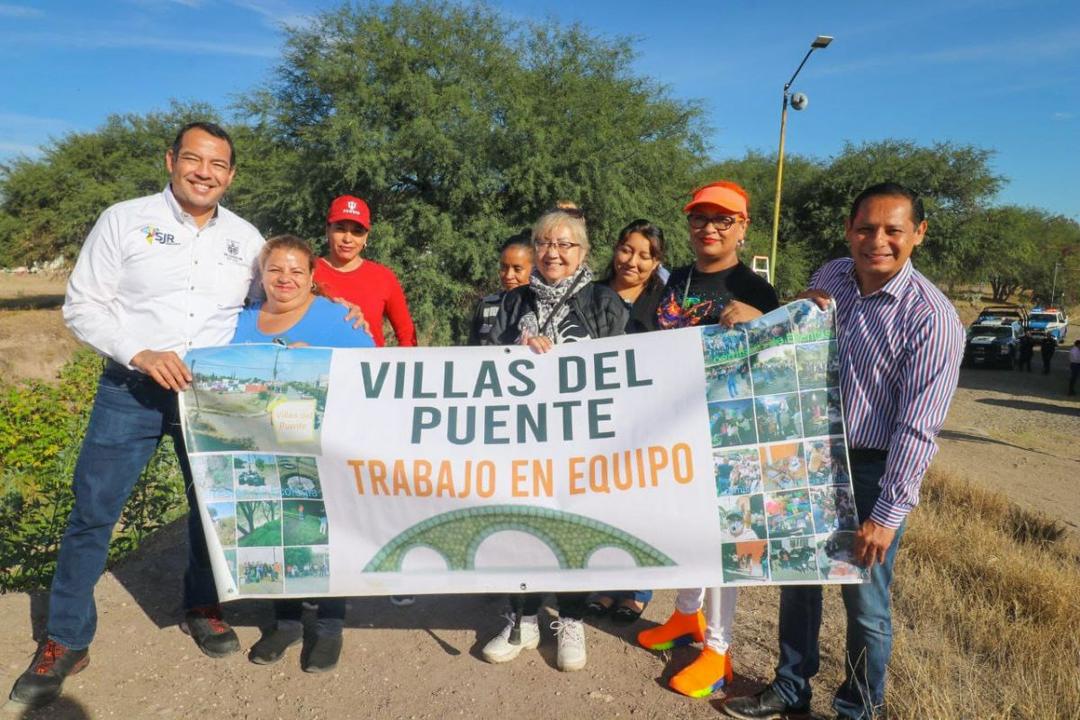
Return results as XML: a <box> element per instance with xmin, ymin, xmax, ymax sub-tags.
<box><xmin>0</xmin><ymin>275</ymin><xmax>77</xmax><ymax>381</ymax></box>
<box><xmin>935</xmin><ymin>330</ymin><xmax>1080</xmax><ymax>529</ymax></box>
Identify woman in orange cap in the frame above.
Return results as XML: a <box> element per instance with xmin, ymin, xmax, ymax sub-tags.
<box><xmin>313</xmin><ymin>195</ymin><xmax>417</xmax><ymax>347</ymax></box>
<box><xmin>638</xmin><ymin>181</ymin><xmax>780</xmax><ymax>698</ymax></box>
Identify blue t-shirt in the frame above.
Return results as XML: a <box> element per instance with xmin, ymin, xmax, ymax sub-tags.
<box><xmin>231</xmin><ymin>296</ymin><xmax>375</xmax><ymax>348</ymax></box>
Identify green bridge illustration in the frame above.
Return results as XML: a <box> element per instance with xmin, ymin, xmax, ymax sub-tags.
<box><xmin>363</xmin><ymin>505</ymin><xmax>675</xmax><ymax>572</ymax></box>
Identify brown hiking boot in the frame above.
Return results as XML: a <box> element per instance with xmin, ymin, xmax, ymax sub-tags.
<box><xmin>8</xmin><ymin>639</ymin><xmax>90</xmax><ymax>709</ymax></box>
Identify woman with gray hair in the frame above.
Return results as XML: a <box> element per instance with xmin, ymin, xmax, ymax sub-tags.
<box><xmin>480</xmin><ymin>208</ymin><xmax>628</xmax><ymax>672</ymax></box>
<box><xmin>484</xmin><ymin>208</ymin><xmax>627</xmax><ymax>348</ymax></box>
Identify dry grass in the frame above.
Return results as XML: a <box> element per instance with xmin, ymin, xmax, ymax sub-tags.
<box><xmin>888</xmin><ymin>469</ymin><xmax>1080</xmax><ymax>719</ymax></box>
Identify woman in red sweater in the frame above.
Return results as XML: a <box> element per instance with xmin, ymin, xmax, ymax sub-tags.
<box><xmin>313</xmin><ymin>195</ymin><xmax>417</xmax><ymax>346</ymax></box>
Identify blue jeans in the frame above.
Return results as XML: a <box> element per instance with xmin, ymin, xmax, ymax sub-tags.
<box><xmin>772</xmin><ymin>456</ymin><xmax>905</xmax><ymax>720</ymax></box>
<box><xmin>47</xmin><ymin>363</ymin><xmax>217</xmax><ymax>650</ymax></box>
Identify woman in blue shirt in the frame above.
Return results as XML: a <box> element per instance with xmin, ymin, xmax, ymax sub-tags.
<box><xmin>234</xmin><ymin>234</ymin><xmax>373</xmax><ymax>672</ymax></box>
<box><xmin>232</xmin><ymin>235</ymin><xmax>375</xmax><ymax>349</ymax></box>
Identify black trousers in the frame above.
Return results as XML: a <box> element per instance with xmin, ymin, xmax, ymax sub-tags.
<box><xmin>274</xmin><ymin>598</ymin><xmax>346</xmax><ymax>637</ymax></box>
<box><xmin>510</xmin><ymin>592</ymin><xmax>588</xmax><ymax>620</ymax></box>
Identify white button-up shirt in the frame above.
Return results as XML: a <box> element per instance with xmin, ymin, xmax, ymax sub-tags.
<box><xmin>63</xmin><ymin>185</ymin><xmax>265</xmax><ymax>367</ymax></box>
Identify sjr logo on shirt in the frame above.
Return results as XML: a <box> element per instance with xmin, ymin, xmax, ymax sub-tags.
<box><xmin>141</xmin><ymin>225</ymin><xmax>178</xmax><ymax>246</ymax></box>
<box><xmin>223</xmin><ymin>239</ymin><xmax>247</xmax><ymax>265</ymax></box>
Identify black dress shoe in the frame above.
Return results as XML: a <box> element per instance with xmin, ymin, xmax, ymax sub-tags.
<box><xmin>722</xmin><ymin>686</ymin><xmax>810</xmax><ymax>720</ymax></box>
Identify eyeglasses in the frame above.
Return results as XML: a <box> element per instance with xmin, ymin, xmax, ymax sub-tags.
<box><xmin>534</xmin><ymin>240</ymin><xmax>581</xmax><ymax>252</ymax></box>
<box><xmin>688</xmin><ymin>213</ymin><xmax>740</xmax><ymax>231</ymax></box>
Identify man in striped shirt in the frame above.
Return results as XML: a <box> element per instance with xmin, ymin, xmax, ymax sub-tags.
<box><xmin>723</xmin><ymin>183</ymin><xmax>964</xmax><ymax>720</ymax></box>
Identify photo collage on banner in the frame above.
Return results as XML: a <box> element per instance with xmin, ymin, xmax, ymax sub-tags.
<box><xmin>191</xmin><ymin>452</ymin><xmax>330</xmax><ymax>597</ymax></box>
<box><xmin>704</xmin><ymin>299</ymin><xmax>867</xmax><ymax>585</ymax></box>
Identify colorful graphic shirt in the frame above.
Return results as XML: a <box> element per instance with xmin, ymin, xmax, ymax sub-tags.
<box><xmin>656</xmin><ymin>262</ymin><xmax>779</xmax><ymax>329</ymax></box>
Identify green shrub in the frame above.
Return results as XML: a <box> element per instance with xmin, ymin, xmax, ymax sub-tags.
<box><xmin>0</xmin><ymin>349</ymin><xmax>186</xmax><ymax>592</ymax></box>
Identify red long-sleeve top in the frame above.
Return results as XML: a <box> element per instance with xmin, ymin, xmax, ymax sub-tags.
<box><xmin>313</xmin><ymin>257</ymin><xmax>417</xmax><ymax>347</ymax></box>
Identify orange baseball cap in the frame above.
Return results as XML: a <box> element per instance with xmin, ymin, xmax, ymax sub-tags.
<box><xmin>326</xmin><ymin>195</ymin><xmax>371</xmax><ymax>229</ymax></box>
<box><xmin>683</xmin><ymin>182</ymin><xmax>750</xmax><ymax>218</ymax></box>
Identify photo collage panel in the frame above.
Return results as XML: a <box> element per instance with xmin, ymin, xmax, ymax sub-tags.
<box><xmin>190</xmin><ymin>452</ymin><xmax>331</xmax><ymax>595</ymax></box>
<box><xmin>183</xmin><ymin>345</ymin><xmax>333</xmax><ymax>455</ymax></box>
<box><xmin>700</xmin><ymin>300</ymin><xmax>867</xmax><ymax>585</ymax></box>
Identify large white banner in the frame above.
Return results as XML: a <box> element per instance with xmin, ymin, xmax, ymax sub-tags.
<box><xmin>179</xmin><ymin>300</ymin><xmax>867</xmax><ymax>601</ymax></box>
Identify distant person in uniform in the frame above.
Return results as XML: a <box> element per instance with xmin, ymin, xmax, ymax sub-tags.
<box><xmin>467</xmin><ymin>231</ymin><xmax>533</xmax><ymax>345</ymax></box>
<box><xmin>1017</xmin><ymin>332</ymin><xmax>1034</xmax><ymax>372</ymax></box>
<box><xmin>1041</xmin><ymin>334</ymin><xmax>1057</xmax><ymax>374</ymax></box>
<box><xmin>1069</xmin><ymin>339</ymin><xmax>1080</xmax><ymax>395</ymax></box>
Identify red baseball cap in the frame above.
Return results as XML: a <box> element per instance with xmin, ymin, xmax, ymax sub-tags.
<box><xmin>683</xmin><ymin>182</ymin><xmax>750</xmax><ymax>218</ymax></box>
<box><xmin>326</xmin><ymin>195</ymin><xmax>371</xmax><ymax>229</ymax></box>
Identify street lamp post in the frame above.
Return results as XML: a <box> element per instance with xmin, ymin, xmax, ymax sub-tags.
<box><xmin>769</xmin><ymin>35</ymin><xmax>832</xmax><ymax>284</ymax></box>
<box><xmin>1050</xmin><ymin>261</ymin><xmax>1060</xmax><ymax>306</ymax></box>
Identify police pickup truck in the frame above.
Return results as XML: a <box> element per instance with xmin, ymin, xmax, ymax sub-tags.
<box><xmin>1027</xmin><ymin>307</ymin><xmax>1069</xmax><ymax>343</ymax></box>
<box><xmin>964</xmin><ymin>318</ymin><xmax>1024</xmax><ymax>369</ymax></box>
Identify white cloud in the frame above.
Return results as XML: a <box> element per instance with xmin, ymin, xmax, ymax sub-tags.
<box><xmin>227</xmin><ymin>0</ymin><xmax>315</xmax><ymax>29</ymax></box>
<box><xmin>0</xmin><ymin>112</ymin><xmax>71</xmax><ymax>132</ymax></box>
<box><xmin>0</xmin><ymin>30</ymin><xmax>279</xmax><ymax>58</ymax></box>
<box><xmin>125</xmin><ymin>0</ymin><xmax>204</xmax><ymax>8</ymax></box>
<box><xmin>0</xmin><ymin>113</ymin><xmax>73</xmax><ymax>160</ymax></box>
<box><xmin>94</xmin><ymin>34</ymin><xmax>279</xmax><ymax>58</ymax></box>
<box><xmin>818</xmin><ymin>28</ymin><xmax>1080</xmax><ymax>78</ymax></box>
<box><xmin>0</xmin><ymin>3</ymin><xmax>43</xmax><ymax>18</ymax></box>
<box><xmin>0</xmin><ymin>141</ymin><xmax>44</xmax><ymax>157</ymax></box>
<box><xmin>1052</xmin><ymin>112</ymin><xmax>1075</xmax><ymax>120</ymax></box>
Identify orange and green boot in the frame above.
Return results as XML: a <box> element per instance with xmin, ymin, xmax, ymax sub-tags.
<box><xmin>636</xmin><ymin>609</ymin><xmax>705</xmax><ymax>651</ymax></box>
<box><xmin>668</xmin><ymin>647</ymin><xmax>734</xmax><ymax>698</ymax></box>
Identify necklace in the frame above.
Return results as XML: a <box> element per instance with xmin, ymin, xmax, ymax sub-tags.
<box><xmin>682</xmin><ymin>266</ymin><xmax>694</xmax><ymax>308</ymax></box>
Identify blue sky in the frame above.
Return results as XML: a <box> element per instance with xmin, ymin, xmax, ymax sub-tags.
<box><xmin>2</xmin><ymin>0</ymin><xmax>1078</xmax><ymax>219</ymax></box>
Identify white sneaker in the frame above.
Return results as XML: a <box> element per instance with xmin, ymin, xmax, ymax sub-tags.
<box><xmin>482</xmin><ymin>613</ymin><xmax>540</xmax><ymax>663</ymax></box>
<box><xmin>551</xmin><ymin>616</ymin><xmax>587</xmax><ymax>671</ymax></box>
<box><xmin>390</xmin><ymin>595</ymin><xmax>415</xmax><ymax>606</ymax></box>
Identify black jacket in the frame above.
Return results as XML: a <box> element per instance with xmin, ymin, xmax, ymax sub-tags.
<box><xmin>616</xmin><ymin>279</ymin><xmax>665</xmax><ymax>335</ymax></box>
<box><xmin>467</xmin><ymin>291</ymin><xmax>504</xmax><ymax>346</ymax></box>
<box><xmin>483</xmin><ymin>282</ymin><xmax>629</xmax><ymax>345</ymax></box>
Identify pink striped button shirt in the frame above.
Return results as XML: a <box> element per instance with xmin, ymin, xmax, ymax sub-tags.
<box><xmin>811</xmin><ymin>258</ymin><xmax>964</xmax><ymax>528</ymax></box>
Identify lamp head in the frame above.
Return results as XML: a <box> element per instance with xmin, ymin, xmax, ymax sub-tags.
<box><xmin>811</xmin><ymin>35</ymin><xmax>833</xmax><ymax>49</ymax></box>
<box><xmin>791</xmin><ymin>92</ymin><xmax>809</xmax><ymax>111</ymax></box>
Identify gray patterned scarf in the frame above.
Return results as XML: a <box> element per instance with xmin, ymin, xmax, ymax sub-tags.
<box><xmin>517</xmin><ymin>266</ymin><xmax>593</xmax><ymax>344</ymax></box>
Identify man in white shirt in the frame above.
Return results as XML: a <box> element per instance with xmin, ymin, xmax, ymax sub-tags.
<box><xmin>10</xmin><ymin>122</ymin><xmax>264</xmax><ymax>710</ymax></box>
